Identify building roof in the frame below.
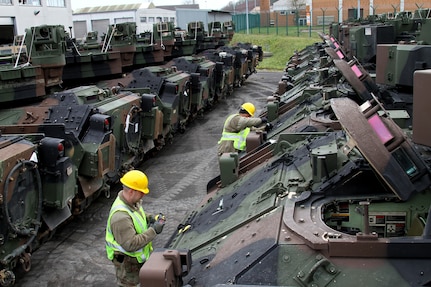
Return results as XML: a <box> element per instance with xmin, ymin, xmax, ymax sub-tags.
<box><xmin>73</xmin><ymin>3</ymin><xmax>203</xmax><ymax>14</ymax></box>
<box><xmin>272</xmin><ymin>0</ymin><xmax>306</xmax><ymax>11</ymax></box>
<box><xmin>73</xmin><ymin>3</ymin><xmax>143</xmax><ymax>14</ymax></box>
<box><xmin>156</xmin><ymin>4</ymin><xmax>200</xmax><ymax>11</ymax></box>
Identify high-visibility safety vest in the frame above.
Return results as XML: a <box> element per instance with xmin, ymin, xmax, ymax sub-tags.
<box><xmin>218</xmin><ymin>114</ymin><xmax>251</xmax><ymax>151</ymax></box>
<box><xmin>105</xmin><ymin>196</ymin><xmax>152</xmax><ymax>263</ymax></box>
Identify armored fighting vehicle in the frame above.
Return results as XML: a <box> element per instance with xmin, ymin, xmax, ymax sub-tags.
<box><xmin>104</xmin><ymin>22</ymin><xmax>166</xmax><ymax>69</ymax></box>
<box><xmin>152</xmin><ymin>21</ymin><xmax>176</xmax><ymax>59</ymax></box>
<box><xmin>24</xmin><ymin>25</ymin><xmax>66</xmax><ymax>88</ymax></box>
<box><xmin>208</xmin><ymin>21</ymin><xmax>229</xmax><ymax>47</ymax></box>
<box><xmin>139</xmin><ymin>8</ymin><xmax>431</xmax><ymax>287</ymax></box>
<box><xmin>172</xmin><ymin>27</ymin><xmax>197</xmax><ymax>58</ymax></box>
<box><xmin>0</xmin><ymin>59</ymin><xmax>45</xmax><ymax>104</ymax></box>
<box><xmin>199</xmin><ymin>49</ymin><xmax>236</xmax><ymax>99</ymax></box>
<box><xmin>166</xmin><ymin>56</ymin><xmax>217</xmax><ymax>114</ymax></box>
<box><xmin>65</xmin><ymin>31</ymin><xmax>123</xmax><ymax>83</ymax></box>
<box><xmin>331</xmin><ymin>7</ymin><xmax>431</xmax><ymax>70</ymax></box>
<box><xmin>223</xmin><ymin>20</ymin><xmax>235</xmax><ymax>42</ymax></box>
<box><xmin>0</xmin><ymin>25</ymin><xmax>68</xmax><ymax>105</ymax></box>
<box><xmin>188</xmin><ymin>21</ymin><xmax>218</xmax><ymax>53</ymax></box>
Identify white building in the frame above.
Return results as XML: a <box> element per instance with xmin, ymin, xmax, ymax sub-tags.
<box><xmin>136</xmin><ymin>7</ymin><xmax>176</xmax><ymax>33</ymax></box>
<box><xmin>0</xmin><ymin>0</ymin><xmax>73</xmax><ymax>45</ymax></box>
<box><xmin>176</xmin><ymin>8</ymin><xmax>232</xmax><ymax>31</ymax></box>
<box><xmin>72</xmin><ymin>3</ymin><xmax>232</xmax><ymax>42</ymax></box>
<box><xmin>0</xmin><ymin>1</ymin><xmax>232</xmax><ymax>45</ymax></box>
<box><xmin>72</xmin><ymin>3</ymin><xmax>178</xmax><ymax>42</ymax></box>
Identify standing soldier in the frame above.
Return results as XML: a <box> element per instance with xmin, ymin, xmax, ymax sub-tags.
<box><xmin>218</xmin><ymin>102</ymin><xmax>267</xmax><ymax>156</ymax></box>
<box><xmin>105</xmin><ymin>170</ymin><xmax>165</xmax><ymax>287</ymax></box>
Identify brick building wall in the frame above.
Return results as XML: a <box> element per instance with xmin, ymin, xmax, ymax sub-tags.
<box><xmin>258</xmin><ymin>0</ymin><xmax>426</xmax><ymax>27</ymax></box>
<box><xmin>312</xmin><ymin>0</ymin><xmax>421</xmax><ymax>24</ymax></box>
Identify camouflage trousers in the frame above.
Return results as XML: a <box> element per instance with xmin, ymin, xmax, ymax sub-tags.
<box><xmin>112</xmin><ymin>254</ymin><xmax>143</xmax><ymax>287</ymax></box>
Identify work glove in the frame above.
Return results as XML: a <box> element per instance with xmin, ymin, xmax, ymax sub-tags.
<box><xmin>265</xmin><ymin>123</ymin><xmax>273</xmax><ymax>132</ymax></box>
<box><xmin>147</xmin><ymin>215</ymin><xmax>155</xmax><ymax>224</ymax></box>
<box><xmin>151</xmin><ymin>213</ymin><xmax>166</xmax><ymax>234</ymax></box>
<box><xmin>260</xmin><ymin>117</ymin><xmax>268</xmax><ymax>124</ymax></box>
<box><xmin>155</xmin><ymin>213</ymin><xmax>166</xmax><ymax>223</ymax></box>
<box><xmin>148</xmin><ymin>213</ymin><xmax>165</xmax><ymax>224</ymax></box>
<box><xmin>152</xmin><ymin>221</ymin><xmax>165</xmax><ymax>234</ymax></box>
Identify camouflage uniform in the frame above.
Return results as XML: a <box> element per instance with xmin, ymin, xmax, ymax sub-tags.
<box><xmin>107</xmin><ymin>191</ymin><xmax>156</xmax><ymax>287</ymax></box>
<box><xmin>112</xmin><ymin>254</ymin><xmax>142</xmax><ymax>287</ymax></box>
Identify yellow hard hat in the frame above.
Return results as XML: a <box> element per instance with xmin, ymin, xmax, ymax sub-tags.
<box><xmin>120</xmin><ymin>170</ymin><xmax>149</xmax><ymax>194</ymax></box>
<box><xmin>241</xmin><ymin>102</ymin><xmax>256</xmax><ymax>116</ymax></box>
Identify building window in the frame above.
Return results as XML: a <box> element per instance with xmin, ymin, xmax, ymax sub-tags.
<box><xmin>156</xmin><ymin>17</ymin><xmax>162</xmax><ymax>23</ymax></box>
<box><xmin>47</xmin><ymin>0</ymin><xmax>65</xmax><ymax>7</ymax></box>
<box><xmin>0</xmin><ymin>0</ymin><xmax>12</xmax><ymax>5</ymax></box>
<box><xmin>140</xmin><ymin>17</ymin><xmax>147</xmax><ymax>23</ymax></box>
<box><xmin>163</xmin><ymin>17</ymin><xmax>168</xmax><ymax>22</ymax></box>
<box><xmin>149</xmin><ymin>17</ymin><xmax>155</xmax><ymax>23</ymax></box>
<box><xmin>348</xmin><ymin>8</ymin><xmax>363</xmax><ymax>19</ymax></box>
<box><xmin>19</xmin><ymin>0</ymin><xmax>41</xmax><ymax>5</ymax></box>
<box><xmin>170</xmin><ymin>17</ymin><xmax>175</xmax><ymax>23</ymax></box>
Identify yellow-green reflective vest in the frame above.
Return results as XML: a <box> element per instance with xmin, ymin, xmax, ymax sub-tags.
<box><xmin>105</xmin><ymin>196</ymin><xmax>152</xmax><ymax>263</ymax></box>
<box><xmin>218</xmin><ymin>114</ymin><xmax>251</xmax><ymax>151</ymax></box>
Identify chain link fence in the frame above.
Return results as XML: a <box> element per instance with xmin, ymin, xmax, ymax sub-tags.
<box><xmin>232</xmin><ymin>11</ymin><xmax>328</xmax><ymax>36</ymax></box>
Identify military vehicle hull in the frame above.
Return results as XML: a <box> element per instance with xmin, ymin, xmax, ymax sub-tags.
<box><xmin>331</xmin><ymin>8</ymin><xmax>431</xmax><ymax>77</ymax></box>
<box><xmin>0</xmin><ymin>64</ymin><xmax>45</xmax><ymax>103</ymax></box>
<box><xmin>63</xmin><ymin>50</ymin><xmax>123</xmax><ymax>81</ymax></box>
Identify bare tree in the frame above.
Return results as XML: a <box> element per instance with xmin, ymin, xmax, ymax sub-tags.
<box><xmin>290</xmin><ymin>0</ymin><xmax>306</xmax><ymax>12</ymax></box>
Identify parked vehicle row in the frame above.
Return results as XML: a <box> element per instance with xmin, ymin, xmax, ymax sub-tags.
<box><xmin>0</xmin><ymin>21</ymin><xmax>262</xmax><ymax>286</ymax></box>
<box><xmin>138</xmin><ymin>8</ymin><xmax>431</xmax><ymax>287</ymax></box>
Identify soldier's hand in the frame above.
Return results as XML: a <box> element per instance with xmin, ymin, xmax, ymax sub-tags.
<box><xmin>265</xmin><ymin>123</ymin><xmax>273</xmax><ymax>132</ymax></box>
<box><xmin>152</xmin><ymin>221</ymin><xmax>165</xmax><ymax>234</ymax></box>
<box><xmin>155</xmin><ymin>213</ymin><xmax>166</xmax><ymax>223</ymax></box>
<box><xmin>147</xmin><ymin>215</ymin><xmax>155</xmax><ymax>224</ymax></box>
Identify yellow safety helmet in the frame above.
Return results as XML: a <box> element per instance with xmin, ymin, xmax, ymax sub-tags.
<box><xmin>241</xmin><ymin>102</ymin><xmax>256</xmax><ymax>117</ymax></box>
<box><xmin>120</xmin><ymin>170</ymin><xmax>149</xmax><ymax>194</ymax></box>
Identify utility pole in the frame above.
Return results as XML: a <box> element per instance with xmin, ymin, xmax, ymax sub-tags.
<box><xmin>246</xmin><ymin>0</ymin><xmax>249</xmax><ymax>34</ymax></box>
<box><xmin>357</xmin><ymin>0</ymin><xmax>360</xmax><ymax>19</ymax></box>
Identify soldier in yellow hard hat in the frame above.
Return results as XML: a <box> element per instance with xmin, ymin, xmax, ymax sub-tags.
<box><xmin>217</xmin><ymin>102</ymin><xmax>267</xmax><ymax>156</ymax></box>
<box><xmin>105</xmin><ymin>170</ymin><xmax>166</xmax><ymax>287</ymax></box>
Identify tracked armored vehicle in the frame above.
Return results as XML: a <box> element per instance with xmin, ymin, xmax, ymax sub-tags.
<box><xmin>153</xmin><ymin>98</ymin><xmax>431</xmax><ymax>287</ymax></box>
<box><xmin>139</xmin><ymin>8</ymin><xmax>431</xmax><ymax>287</ymax></box>
<box><xmin>331</xmin><ymin>8</ymin><xmax>431</xmax><ymax>71</ymax></box>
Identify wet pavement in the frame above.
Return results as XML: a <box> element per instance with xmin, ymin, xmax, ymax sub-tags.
<box><xmin>14</xmin><ymin>71</ymin><xmax>283</xmax><ymax>287</ymax></box>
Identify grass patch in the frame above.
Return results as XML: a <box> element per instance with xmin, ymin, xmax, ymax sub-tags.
<box><xmin>232</xmin><ymin>31</ymin><xmax>321</xmax><ymax>71</ymax></box>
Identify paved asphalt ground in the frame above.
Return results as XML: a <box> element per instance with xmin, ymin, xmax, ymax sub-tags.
<box><xmin>14</xmin><ymin>70</ymin><xmax>283</xmax><ymax>287</ymax></box>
